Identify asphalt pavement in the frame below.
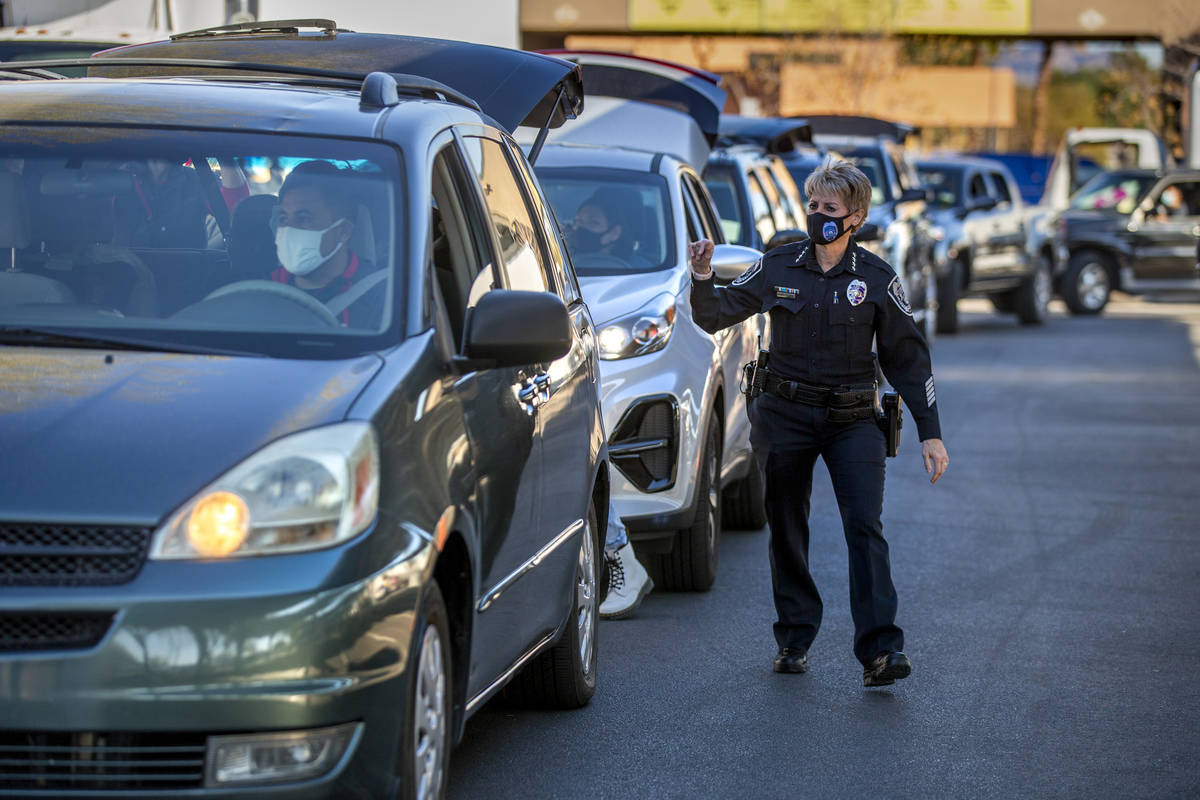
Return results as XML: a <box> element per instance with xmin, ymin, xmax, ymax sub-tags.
<box><xmin>448</xmin><ymin>294</ymin><xmax>1200</xmax><ymax>800</ymax></box>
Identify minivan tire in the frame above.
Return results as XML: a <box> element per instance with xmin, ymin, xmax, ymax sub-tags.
<box><xmin>502</xmin><ymin>502</ymin><xmax>600</xmax><ymax>709</ymax></box>
<box><xmin>658</xmin><ymin>412</ymin><xmax>721</xmax><ymax>591</ymax></box>
<box><xmin>397</xmin><ymin>582</ymin><xmax>451</xmax><ymax>800</ymax></box>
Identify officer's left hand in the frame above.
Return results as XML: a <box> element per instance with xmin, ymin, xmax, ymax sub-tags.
<box><xmin>921</xmin><ymin>438</ymin><xmax>949</xmax><ymax>484</ymax></box>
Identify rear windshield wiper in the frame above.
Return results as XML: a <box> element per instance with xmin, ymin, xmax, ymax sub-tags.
<box><xmin>0</xmin><ymin>326</ymin><xmax>264</xmax><ymax>357</ymax></box>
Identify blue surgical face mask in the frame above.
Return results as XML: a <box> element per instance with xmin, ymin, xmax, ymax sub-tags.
<box><xmin>806</xmin><ymin>210</ymin><xmax>854</xmax><ymax>246</ymax></box>
<box><xmin>275</xmin><ymin>218</ymin><xmax>345</xmax><ymax>276</ymax></box>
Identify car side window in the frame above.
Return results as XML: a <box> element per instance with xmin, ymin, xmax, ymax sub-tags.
<box><xmin>746</xmin><ymin>172</ymin><xmax>777</xmax><ymax>245</ymax></box>
<box><xmin>679</xmin><ymin>176</ymin><xmax>705</xmax><ymax>242</ymax></box>
<box><xmin>1148</xmin><ymin>180</ymin><xmax>1200</xmax><ymax>221</ymax></box>
<box><xmin>430</xmin><ymin>143</ymin><xmax>496</xmax><ymax>348</ymax></box>
<box><xmin>968</xmin><ymin>173</ymin><xmax>990</xmax><ymax>201</ymax></box>
<box><xmin>507</xmin><ymin>138</ymin><xmax>582</xmax><ymax>305</ymax></box>
<box><xmin>988</xmin><ymin>172</ymin><xmax>1013</xmax><ymax>205</ymax></box>
<box><xmin>679</xmin><ymin>173</ymin><xmax>719</xmax><ymax>244</ymax></box>
<box><xmin>765</xmin><ymin>162</ymin><xmax>804</xmax><ymax>230</ymax></box>
<box><xmin>461</xmin><ymin>135</ymin><xmax>553</xmax><ymax>293</ymax></box>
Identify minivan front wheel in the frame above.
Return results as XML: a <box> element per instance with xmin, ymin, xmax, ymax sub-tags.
<box><xmin>399</xmin><ymin>582</ymin><xmax>451</xmax><ymax>800</ymax></box>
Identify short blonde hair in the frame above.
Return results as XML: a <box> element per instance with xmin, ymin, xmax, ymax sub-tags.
<box><xmin>804</xmin><ymin>156</ymin><xmax>872</xmax><ymax>232</ymax></box>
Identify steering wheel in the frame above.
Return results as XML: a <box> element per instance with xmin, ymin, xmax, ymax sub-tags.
<box><xmin>202</xmin><ymin>280</ymin><xmax>341</xmax><ymax>327</ymax></box>
<box><xmin>573</xmin><ymin>252</ymin><xmax>630</xmax><ymax>269</ymax></box>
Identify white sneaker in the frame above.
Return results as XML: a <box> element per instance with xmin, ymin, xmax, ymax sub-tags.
<box><xmin>599</xmin><ymin>543</ymin><xmax>653</xmax><ymax>619</ymax></box>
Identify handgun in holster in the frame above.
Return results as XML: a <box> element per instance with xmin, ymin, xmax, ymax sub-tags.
<box><xmin>741</xmin><ymin>339</ymin><xmax>769</xmax><ymax>402</ymax></box>
<box><xmin>877</xmin><ymin>391</ymin><xmax>902</xmax><ymax>457</ymax></box>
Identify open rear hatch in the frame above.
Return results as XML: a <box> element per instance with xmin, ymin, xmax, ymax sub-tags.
<box><xmin>87</xmin><ymin>19</ymin><xmax>583</xmax><ymax>137</ymax></box>
<box><xmin>536</xmin><ymin>50</ymin><xmax>726</xmax><ymax>170</ymax></box>
<box><xmin>717</xmin><ymin>115</ymin><xmax>813</xmax><ymax>155</ymax></box>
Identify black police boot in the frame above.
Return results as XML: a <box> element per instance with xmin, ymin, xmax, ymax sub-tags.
<box><xmin>773</xmin><ymin>647</ymin><xmax>809</xmax><ymax>674</ymax></box>
<box><xmin>863</xmin><ymin>651</ymin><xmax>911</xmax><ymax>687</ymax></box>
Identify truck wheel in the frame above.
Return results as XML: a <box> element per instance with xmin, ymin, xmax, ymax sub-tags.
<box><xmin>1061</xmin><ymin>251</ymin><xmax>1111</xmax><ymax>315</ymax></box>
<box><xmin>722</xmin><ymin>458</ymin><xmax>766</xmax><ymax>531</ymax></box>
<box><xmin>1014</xmin><ymin>253</ymin><xmax>1052</xmax><ymax>325</ymax></box>
<box><xmin>658</xmin><ymin>412</ymin><xmax>721</xmax><ymax>591</ymax></box>
<box><xmin>503</xmin><ymin>502</ymin><xmax>600</xmax><ymax>708</ymax></box>
<box><xmin>936</xmin><ymin>259</ymin><xmax>961</xmax><ymax>334</ymax></box>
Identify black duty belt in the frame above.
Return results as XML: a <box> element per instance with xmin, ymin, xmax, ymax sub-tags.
<box><xmin>762</xmin><ymin>373</ymin><xmax>877</xmax><ymax>421</ymax></box>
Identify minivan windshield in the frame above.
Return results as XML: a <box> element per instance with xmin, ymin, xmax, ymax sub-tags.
<box><xmin>535</xmin><ymin>167</ymin><xmax>675</xmax><ymax>275</ymax></box>
<box><xmin>1069</xmin><ymin>171</ymin><xmax>1156</xmax><ymax>214</ymax></box>
<box><xmin>0</xmin><ymin>128</ymin><xmax>403</xmax><ymax>358</ymax></box>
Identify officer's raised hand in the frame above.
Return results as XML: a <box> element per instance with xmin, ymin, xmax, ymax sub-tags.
<box><xmin>688</xmin><ymin>239</ymin><xmax>714</xmax><ymax>279</ymax></box>
<box><xmin>922</xmin><ymin>438</ymin><xmax>949</xmax><ymax>484</ymax></box>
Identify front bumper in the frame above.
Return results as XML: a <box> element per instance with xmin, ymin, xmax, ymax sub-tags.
<box><xmin>596</xmin><ymin>331</ymin><xmax>713</xmax><ymax>541</ymax></box>
<box><xmin>0</xmin><ymin>519</ymin><xmax>432</xmax><ymax>798</ymax></box>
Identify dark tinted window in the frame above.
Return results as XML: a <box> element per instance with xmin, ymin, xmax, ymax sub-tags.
<box><xmin>462</xmin><ymin>136</ymin><xmax>551</xmax><ymax>293</ymax></box>
<box><xmin>535</xmin><ymin>167</ymin><xmax>675</xmax><ymax>275</ymax></box>
<box><xmin>703</xmin><ymin>167</ymin><xmax>747</xmax><ymax>245</ymax></box>
<box><xmin>988</xmin><ymin>172</ymin><xmax>1013</xmax><ymax>204</ymax></box>
<box><xmin>430</xmin><ymin>142</ymin><xmax>494</xmax><ymax>348</ymax></box>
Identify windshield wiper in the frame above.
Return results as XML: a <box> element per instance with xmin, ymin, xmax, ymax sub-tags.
<box><xmin>0</xmin><ymin>326</ymin><xmax>265</xmax><ymax>357</ymax></box>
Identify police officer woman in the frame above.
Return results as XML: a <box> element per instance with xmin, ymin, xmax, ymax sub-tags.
<box><xmin>688</xmin><ymin>157</ymin><xmax>949</xmax><ymax>687</ymax></box>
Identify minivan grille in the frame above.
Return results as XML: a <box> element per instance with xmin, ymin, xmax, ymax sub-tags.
<box><xmin>0</xmin><ymin>612</ymin><xmax>114</xmax><ymax>652</ymax></box>
<box><xmin>0</xmin><ymin>524</ymin><xmax>151</xmax><ymax>586</ymax></box>
<box><xmin>609</xmin><ymin>395</ymin><xmax>678</xmax><ymax>493</ymax></box>
<box><xmin>0</xmin><ymin>731</ymin><xmax>207</xmax><ymax>791</ymax></box>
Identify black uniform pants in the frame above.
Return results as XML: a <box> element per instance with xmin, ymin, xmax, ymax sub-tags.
<box><xmin>750</xmin><ymin>394</ymin><xmax>903</xmax><ymax>666</ymax></box>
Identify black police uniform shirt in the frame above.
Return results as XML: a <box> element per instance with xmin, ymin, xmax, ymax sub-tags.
<box><xmin>691</xmin><ymin>237</ymin><xmax>941</xmax><ymax>442</ymax></box>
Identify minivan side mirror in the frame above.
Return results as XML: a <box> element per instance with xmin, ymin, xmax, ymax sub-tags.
<box><xmin>855</xmin><ymin>223</ymin><xmax>883</xmax><ymax>242</ymax></box>
<box><xmin>766</xmin><ymin>228</ymin><xmax>808</xmax><ymax>250</ymax></box>
<box><xmin>711</xmin><ymin>243</ymin><xmax>765</xmax><ymax>283</ymax></box>
<box><xmin>898</xmin><ymin>187</ymin><xmax>927</xmax><ymax>204</ymax></box>
<box><xmin>958</xmin><ymin>195</ymin><xmax>998</xmax><ymax>218</ymax></box>
<box><xmin>459</xmin><ymin>290</ymin><xmax>570</xmax><ymax>370</ymax></box>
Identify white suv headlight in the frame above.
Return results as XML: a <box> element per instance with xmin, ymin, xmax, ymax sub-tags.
<box><xmin>151</xmin><ymin>422</ymin><xmax>379</xmax><ymax>559</ymax></box>
<box><xmin>596</xmin><ymin>293</ymin><xmax>676</xmax><ymax>361</ymax></box>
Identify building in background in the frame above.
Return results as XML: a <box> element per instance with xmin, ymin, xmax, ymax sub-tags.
<box><xmin>0</xmin><ymin>0</ymin><xmax>521</xmax><ymax>49</ymax></box>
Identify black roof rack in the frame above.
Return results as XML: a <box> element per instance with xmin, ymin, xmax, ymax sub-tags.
<box><xmin>171</xmin><ymin>19</ymin><xmax>339</xmax><ymax>41</ymax></box>
<box><xmin>0</xmin><ymin>57</ymin><xmax>482</xmax><ymax>113</ymax></box>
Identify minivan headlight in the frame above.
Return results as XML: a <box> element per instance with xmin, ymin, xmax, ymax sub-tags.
<box><xmin>151</xmin><ymin>422</ymin><xmax>379</xmax><ymax>559</ymax></box>
<box><xmin>596</xmin><ymin>293</ymin><xmax>676</xmax><ymax>361</ymax></box>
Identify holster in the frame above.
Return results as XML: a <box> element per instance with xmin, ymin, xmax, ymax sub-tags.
<box><xmin>741</xmin><ymin>347</ymin><xmax>770</xmax><ymax>402</ymax></box>
<box><xmin>877</xmin><ymin>391</ymin><xmax>902</xmax><ymax>457</ymax></box>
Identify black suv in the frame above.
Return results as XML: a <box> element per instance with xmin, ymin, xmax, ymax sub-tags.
<box><xmin>1053</xmin><ymin>168</ymin><xmax>1200</xmax><ymax>314</ymax></box>
<box><xmin>0</xmin><ymin>21</ymin><xmax>607</xmax><ymax>799</ymax></box>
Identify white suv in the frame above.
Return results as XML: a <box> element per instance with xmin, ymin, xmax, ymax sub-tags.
<box><xmin>531</xmin><ymin>53</ymin><xmax>764</xmax><ymax>590</ymax></box>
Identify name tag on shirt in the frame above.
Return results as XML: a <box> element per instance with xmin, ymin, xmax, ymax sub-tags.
<box><xmin>775</xmin><ymin>286</ymin><xmax>800</xmax><ymax>299</ymax></box>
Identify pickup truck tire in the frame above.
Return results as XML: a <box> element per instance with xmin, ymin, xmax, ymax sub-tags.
<box><xmin>936</xmin><ymin>259</ymin><xmax>961</xmax><ymax>334</ymax></box>
<box><xmin>658</xmin><ymin>412</ymin><xmax>721</xmax><ymax>591</ymax></box>
<box><xmin>1013</xmin><ymin>254</ymin><xmax>1052</xmax><ymax>325</ymax></box>
<box><xmin>722</xmin><ymin>459</ymin><xmax>767</xmax><ymax>531</ymax></box>
<box><xmin>1061</xmin><ymin>251</ymin><xmax>1112</xmax><ymax>315</ymax></box>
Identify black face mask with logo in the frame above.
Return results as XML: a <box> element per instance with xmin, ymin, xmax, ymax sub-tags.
<box><xmin>806</xmin><ymin>210</ymin><xmax>855</xmax><ymax>246</ymax></box>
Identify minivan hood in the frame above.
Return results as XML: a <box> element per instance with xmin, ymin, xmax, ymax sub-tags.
<box><xmin>0</xmin><ymin>348</ymin><xmax>382</xmax><ymax>525</ymax></box>
<box><xmin>579</xmin><ymin>269</ymin><xmax>685</xmax><ymax>326</ymax></box>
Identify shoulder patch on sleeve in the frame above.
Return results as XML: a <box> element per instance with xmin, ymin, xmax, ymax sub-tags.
<box><xmin>888</xmin><ymin>276</ymin><xmax>913</xmax><ymax>316</ymax></box>
<box><xmin>731</xmin><ymin>259</ymin><xmax>762</xmax><ymax>287</ymax></box>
